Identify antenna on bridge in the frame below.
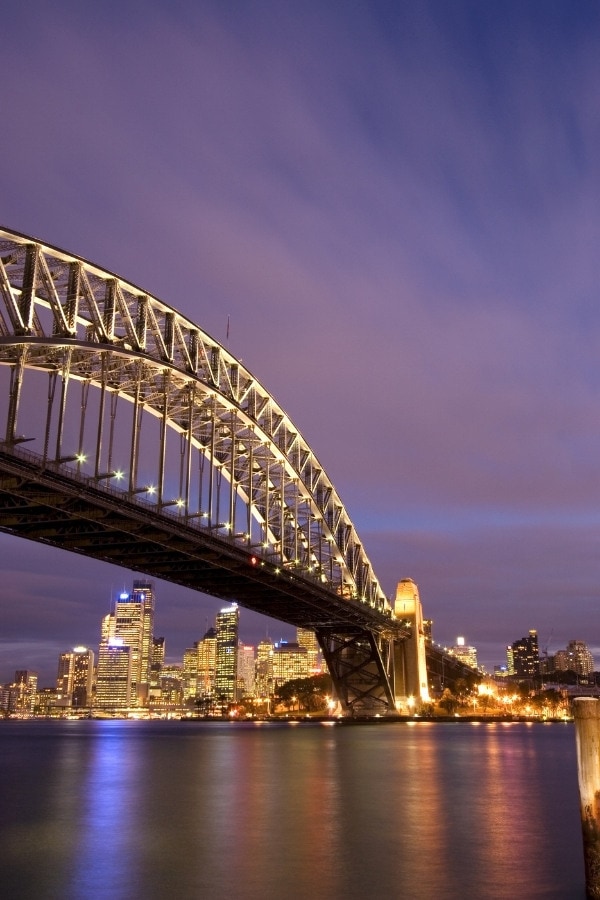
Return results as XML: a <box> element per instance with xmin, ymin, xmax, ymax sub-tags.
<box><xmin>226</xmin><ymin>314</ymin><xmax>230</xmax><ymax>342</ymax></box>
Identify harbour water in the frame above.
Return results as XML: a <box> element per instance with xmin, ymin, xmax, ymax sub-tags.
<box><xmin>0</xmin><ymin>719</ymin><xmax>586</xmax><ymax>899</ymax></box>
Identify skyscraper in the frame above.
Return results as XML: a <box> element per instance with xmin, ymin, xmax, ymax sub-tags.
<box><xmin>197</xmin><ymin>627</ymin><xmax>217</xmax><ymax>697</ymax></box>
<box><xmin>272</xmin><ymin>641</ymin><xmax>308</xmax><ymax>688</ymax></box>
<box><xmin>104</xmin><ymin>581</ymin><xmax>155</xmax><ymax>706</ymax></box>
<box><xmin>237</xmin><ymin>644</ymin><xmax>256</xmax><ymax>697</ymax></box>
<box><xmin>296</xmin><ymin>628</ymin><xmax>321</xmax><ymax>672</ymax></box>
<box><xmin>255</xmin><ymin>638</ymin><xmax>274</xmax><ymax>699</ymax></box>
<box><xmin>133</xmin><ymin>580</ymin><xmax>155</xmax><ymax>698</ymax></box>
<box><xmin>505</xmin><ymin>645</ymin><xmax>515</xmax><ymax>675</ymax></box>
<box><xmin>215</xmin><ymin>604</ymin><xmax>239</xmax><ymax>703</ymax></box>
<box><xmin>95</xmin><ymin>640</ymin><xmax>132</xmax><ymax>710</ymax></box>
<box><xmin>511</xmin><ymin>630</ymin><xmax>540</xmax><ymax>678</ymax></box>
<box><xmin>450</xmin><ymin>636</ymin><xmax>478</xmax><ymax>669</ymax></box>
<box><xmin>56</xmin><ymin>647</ymin><xmax>94</xmax><ymax>709</ymax></box>
<box><xmin>182</xmin><ymin>643</ymin><xmax>199</xmax><ymax>701</ymax></box>
<box><xmin>12</xmin><ymin>670</ymin><xmax>38</xmax><ymax>715</ymax></box>
<box><xmin>150</xmin><ymin>637</ymin><xmax>165</xmax><ymax>689</ymax></box>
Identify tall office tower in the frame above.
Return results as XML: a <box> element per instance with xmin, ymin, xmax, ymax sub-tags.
<box><xmin>272</xmin><ymin>641</ymin><xmax>308</xmax><ymax>688</ymax></box>
<box><xmin>56</xmin><ymin>647</ymin><xmax>94</xmax><ymax>708</ymax></box>
<box><xmin>159</xmin><ymin>667</ymin><xmax>183</xmax><ymax>708</ymax></box>
<box><xmin>56</xmin><ymin>652</ymin><xmax>73</xmax><ymax>705</ymax></box>
<box><xmin>554</xmin><ymin>640</ymin><xmax>595</xmax><ymax>676</ymax></box>
<box><xmin>132</xmin><ymin>580</ymin><xmax>155</xmax><ymax>697</ymax></box>
<box><xmin>105</xmin><ymin>581</ymin><xmax>155</xmax><ymax>706</ymax></box>
<box><xmin>296</xmin><ymin>628</ymin><xmax>321</xmax><ymax>672</ymax></box>
<box><xmin>197</xmin><ymin>627</ymin><xmax>217</xmax><ymax>697</ymax></box>
<box><xmin>215</xmin><ymin>604</ymin><xmax>239</xmax><ymax>702</ymax></box>
<box><xmin>182</xmin><ymin>643</ymin><xmax>199</xmax><ymax>701</ymax></box>
<box><xmin>237</xmin><ymin>644</ymin><xmax>256</xmax><ymax>697</ymax></box>
<box><xmin>95</xmin><ymin>640</ymin><xmax>132</xmax><ymax>709</ymax></box>
<box><xmin>152</xmin><ymin>636</ymin><xmax>165</xmax><ymax>668</ymax></box>
<box><xmin>150</xmin><ymin>637</ymin><xmax>165</xmax><ymax>688</ymax></box>
<box><xmin>255</xmin><ymin>638</ymin><xmax>274</xmax><ymax>698</ymax></box>
<box><xmin>511</xmin><ymin>630</ymin><xmax>540</xmax><ymax>678</ymax></box>
<box><xmin>450</xmin><ymin>636</ymin><xmax>478</xmax><ymax>669</ymax></box>
<box><xmin>505</xmin><ymin>645</ymin><xmax>515</xmax><ymax>675</ymax></box>
<box><xmin>13</xmin><ymin>670</ymin><xmax>38</xmax><ymax>714</ymax></box>
<box><xmin>100</xmin><ymin>613</ymin><xmax>112</xmax><ymax>644</ymax></box>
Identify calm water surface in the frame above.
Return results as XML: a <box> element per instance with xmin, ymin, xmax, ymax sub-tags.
<box><xmin>0</xmin><ymin>719</ymin><xmax>586</xmax><ymax>899</ymax></box>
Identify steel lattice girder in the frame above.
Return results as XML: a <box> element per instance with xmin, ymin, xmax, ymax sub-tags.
<box><xmin>315</xmin><ymin>626</ymin><xmax>397</xmax><ymax>714</ymax></box>
<box><xmin>0</xmin><ymin>226</ymin><xmax>391</xmax><ymax>617</ymax></box>
<box><xmin>0</xmin><ymin>448</ymin><xmax>400</xmax><ymax>639</ymax></box>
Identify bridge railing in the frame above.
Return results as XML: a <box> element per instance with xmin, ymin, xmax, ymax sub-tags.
<box><xmin>0</xmin><ymin>438</ymin><xmax>391</xmax><ymax>610</ymax></box>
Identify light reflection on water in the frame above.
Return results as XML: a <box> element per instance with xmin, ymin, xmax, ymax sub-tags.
<box><xmin>0</xmin><ymin>720</ymin><xmax>586</xmax><ymax>899</ymax></box>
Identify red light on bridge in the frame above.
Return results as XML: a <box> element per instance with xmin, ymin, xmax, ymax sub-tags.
<box><xmin>250</xmin><ymin>556</ymin><xmax>258</xmax><ymax>566</ymax></box>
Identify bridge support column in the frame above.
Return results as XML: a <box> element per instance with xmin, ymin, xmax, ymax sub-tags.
<box><xmin>315</xmin><ymin>627</ymin><xmax>396</xmax><ymax>717</ymax></box>
<box><xmin>392</xmin><ymin>579</ymin><xmax>430</xmax><ymax>713</ymax></box>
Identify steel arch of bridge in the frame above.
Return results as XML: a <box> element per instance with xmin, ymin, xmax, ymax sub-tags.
<box><xmin>0</xmin><ymin>226</ymin><xmax>407</xmax><ymax>714</ymax></box>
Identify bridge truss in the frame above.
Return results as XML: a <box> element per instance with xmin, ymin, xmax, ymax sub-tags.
<box><xmin>0</xmin><ymin>226</ymin><xmax>408</xmax><ymax>714</ymax></box>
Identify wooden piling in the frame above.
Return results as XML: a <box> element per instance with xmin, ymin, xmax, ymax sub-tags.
<box><xmin>574</xmin><ymin>697</ymin><xmax>600</xmax><ymax>898</ymax></box>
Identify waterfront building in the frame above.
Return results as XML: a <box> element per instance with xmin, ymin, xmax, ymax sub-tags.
<box><xmin>554</xmin><ymin>640</ymin><xmax>595</xmax><ymax>676</ymax></box>
<box><xmin>450</xmin><ymin>636</ymin><xmax>478</xmax><ymax>669</ymax></box>
<box><xmin>272</xmin><ymin>640</ymin><xmax>308</xmax><ymax>688</ymax></box>
<box><xmin>104</xmin><ymin>581</ymin><xmax>155</xmax><ymax>706</ymax></box>
<box><xmin>296</xmin><ymin>628</ymin><xmax>321</xmax><ymax>672</ymax></box>
<box><xmin>255</xmin><ymin>638</ymin><xmax>274</xmax><ymax>698</ymax></box>
<box><xmin>182</xmin><ymin>644</ymin><xmax>199</xmax><ymax>701</ymax></box>
<box><xmin>511</xmin><ymin>630</ymin><xmax>540</xmax><ymax>678</ymax></box>
<box><xmin>36</xmin><ymin>688</ymin><xmax>59</xmax><ymax>715</ymax></box>
<box><xmin>134</xmin><ymin>580</ymin><xmax>155</xmax><ymax>696</ymax></box>
<box><xmin>56</xmin><ymin>647</ymin><xmax>94</xmax><ymax>709</ymax></box>
<box><xmin>159</xmin><ymin>671</ymin><xmax>183</xmax><ymax>709</ymax></box>
<box><xmin>237</xmin><ymin>643</ymin><xmax>256</xmax><ymax>697</ymax></box>
<box><xmin>197</xmin><ymin>627</ymin><xmax>217</xmax><ymax>697</ymax></box>
<box><xmin>95</xmin><ymin>640</ymin><xmax>132</xmax><ymax>710</ymax></box>
<box><xmin>215</xmin><ymin>605</ymin><xmax>239</xmax><ymax>702</ymax></box>
<box><xmin>0</xmin><ymin>684</ymin><xmax>10</xmax><ymax>711</ymax></box>
<box><xmin>11</xmin><ymin>670</ymin><xmax>38</xmax><ymax>715</ymax></box>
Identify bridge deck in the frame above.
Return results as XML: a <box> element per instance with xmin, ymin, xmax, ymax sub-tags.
<box><xmin>0</xmin><ymin>444</ymin><xmax>399</xmax><ymax>637</ymax></box>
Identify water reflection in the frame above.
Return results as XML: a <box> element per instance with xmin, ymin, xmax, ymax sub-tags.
<box><xmin>0</xmin><ymin>721</ymin><xmax>586</xmax><ymax>899</ymax></box>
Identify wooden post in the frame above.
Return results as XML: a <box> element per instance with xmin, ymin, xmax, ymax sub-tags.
<box><xmin>574</xmin><ymin>697</ymin><xmax>600</xmax><ymax>898</ymax></box>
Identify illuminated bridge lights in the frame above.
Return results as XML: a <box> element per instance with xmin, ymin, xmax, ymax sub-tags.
<box><xmin>0</xmin><ymin>225</ymin><xmax>449</xmax><ymax>717</ymax></box>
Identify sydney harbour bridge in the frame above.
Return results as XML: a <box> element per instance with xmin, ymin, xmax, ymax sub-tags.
<box><xmin>0</xmin><ymin>227</ymin><xmax>476</xmax><ymax>715</ymax></box>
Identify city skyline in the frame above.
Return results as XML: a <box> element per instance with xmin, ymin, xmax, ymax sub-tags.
<box><xmin>0</xmin><ymin>575</ymin><xmax>595</xmax><ymax>688</ymax></box>
<box><xmin>2</xmin><ymin>2</ymin><xmax>600</xmax><ymax>679</ymax></box>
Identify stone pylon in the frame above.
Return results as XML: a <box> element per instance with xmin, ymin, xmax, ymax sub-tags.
<box><xmin>393</xmin><ymin>578</ymin><xmax>430</xmax><ymax>711</ymax></box>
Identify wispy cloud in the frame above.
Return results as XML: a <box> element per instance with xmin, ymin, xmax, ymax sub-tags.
<box><xmin>2</xmin><ymin>1</ymin><xmax>600</xmax><ymax>675</ymax></box>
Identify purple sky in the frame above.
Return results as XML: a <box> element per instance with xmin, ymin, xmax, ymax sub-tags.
<box><xmin>2</xmin><ymin>1</ymin><xmax>600</xmax><ymax>684</ymax></box>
